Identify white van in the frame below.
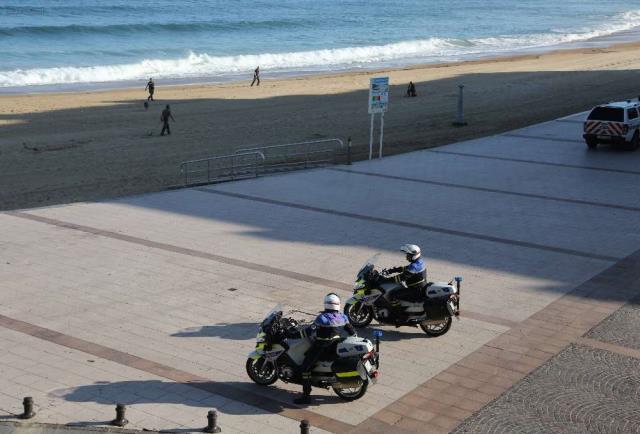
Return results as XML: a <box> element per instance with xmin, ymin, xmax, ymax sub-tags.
<box><xmin>583</xmin><ymin>100</ymin><xmax>640</xmax><ymax>150</ymax></box>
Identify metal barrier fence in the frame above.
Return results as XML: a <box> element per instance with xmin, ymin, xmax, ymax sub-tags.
<box><xmin>179</xmin><ymin>151</ymin><xmax>265</xmax><ymax>186</ymax></box>
<box><xmin>179</xmin><ymin>138</ymin><xmax>344</xmax><ymax>186</ymax></box>
<box><xmin>235</xmin><ymin>138</ymin><xmax>344</xmax><ymax>173</ymax></box>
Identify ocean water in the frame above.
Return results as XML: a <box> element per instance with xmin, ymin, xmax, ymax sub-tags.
<box><xmin>1</xmin><ymin>0</ymin><xmax>639</xmax><ymax>89</ymax></box>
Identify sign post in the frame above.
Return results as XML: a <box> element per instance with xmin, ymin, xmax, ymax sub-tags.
<box><xmin>379</xmin><ymin>113</ymin><xmax>384</xmax><ymax>159</ymax></box>
<box><xmin>369</xmin><ymin>114</ymin><xmax>375</xmax><ymax>160</ymax></box>
<box><xmin>368</xmin><ymin>76</ymin><xmax>389</xmax><ymax>159</ymax></box>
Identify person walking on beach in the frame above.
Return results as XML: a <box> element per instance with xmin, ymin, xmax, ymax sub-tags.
<box><xmin>250</xmin><ymin>66</ymin><xmax>260</xmax><ymax>87</ymax></box>
<box><xmin>406</xmin><ymin>81</ymin><xmax>416</xmax><ymax>97</ymax></box>
<box><xmin>160</xmin><ymin>104</ymin><xmax>175</xmax><ymax>136</ymax></box>
<box><xmin>145</xmin><ymin>78</ymin><xmax>155</xmax><ymax>101</ymax></box>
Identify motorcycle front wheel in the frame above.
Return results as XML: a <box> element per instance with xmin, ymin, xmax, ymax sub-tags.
<box><xmin>245</xmin><ymin>357</ymin><xmax>278</xmax><ymax>385</ymax></box>
<box><xmin>419</xmin><ymin>316</ymin><xmax>452</xmax><ymax>337</ymax></box>
<box><xmin>344</xmin><ymin>302</ymin><xmax>373</xmax><ymax>327</ymax></box>
<box><xmin>333</xmin><ymin>379</ymin><xmax>368</xmax><ymax>401</ymax></box>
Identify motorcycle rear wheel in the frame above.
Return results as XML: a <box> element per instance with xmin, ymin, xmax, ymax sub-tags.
<box><xmin>333</xmin><ymin>379</ymin><xmax>368</xmax><ymax>401</ymax></box>
<box><xmin>246</xmin><ymin>357</ymin><xmax>278</xmax><ymax>385</ymax></box>
<box><xmin>419</xmin><ymin>316</ymin><xmax>452</xmax><ymax>337</ymax></box>
<box><xmin>344</xmin><ymin>302</ymin><xmax>373</xmax><ymax>327</ymax></box>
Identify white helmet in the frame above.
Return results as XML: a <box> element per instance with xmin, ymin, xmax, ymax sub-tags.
<box><xmin>401</xmin><ymin>244</ymin><xmax>421</xmax><ymax>262</ymax></box>
<box><xmin>324</xmin><ymin>293</ymin><xmax>341</xmax><ymax>311</ymax></box>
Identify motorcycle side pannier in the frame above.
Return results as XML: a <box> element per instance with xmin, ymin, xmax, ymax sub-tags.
<box><xmin>423</xmin><ymin>296</ymin><xmax>450</xmax><ymax>320</ymax></box>
<box><xmin>332</xmin><ymin>357</ymin><xmax>359</xmax><ymax>372</ymax></box>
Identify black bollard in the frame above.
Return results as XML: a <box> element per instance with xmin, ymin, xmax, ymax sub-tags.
<box><xmin>346</xmin><ymin>137</ymin><xmax>352</xmax><ymax>165</ymax></box>
<box><xmin>300</xmin><ymin>419</ymin><xmax>310</xmax><ymax>434</ymax></box>
<box><xmin>203</xmin><ymin>409</ymin><xmax>222</xmax><ymax>433</ymax></box>
<box><xmin>111</xmin><ymin>404</ymin><xmax>128</xmax><ymax>427</ymax></box>
<box><xmin>19</xmin><ymin>397</ymin><xmax>35</xmax><ymax>419</ymax></box>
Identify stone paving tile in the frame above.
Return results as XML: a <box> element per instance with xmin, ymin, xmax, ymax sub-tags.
<box><xmin>585</xmin><ymin>295</ymin><xmax>640</xmax><ymax>351</ymax></box>
<box><xmin>354</xmin><ymin>249</ymin><xmax>640</xmax><ymax>433</ymax></box>
<box><xmin>0</xmin><ymin>212</ymin><xmax>508</xmax><ymax>427</ymax></box>
<box><xmin>0</xmin><ymin>328</ymin><xmax>309</xmax><ymax>434</ymax></box>
<box><xmin>453</xmin><ymin>344</ymin><xmax>640</xmax><ymax>433</ymax></box>
<box><xmin>14</xmin><ymin>193</ymin><xmax>609</xmax><ymax>325</ymax></box>
<box><xmin>3</xmin><ymin>112</ymin><xmax>640</xmax><ymax>434</ymax></box>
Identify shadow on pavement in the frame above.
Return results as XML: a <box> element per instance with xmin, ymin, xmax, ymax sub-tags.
<box><xmin>57</xmin><ymin>379</ymin><xmax>349</xmax><ymax>416</ymax></box>
<box><xmin>171</xmin><ymin>322</ymin><xmax>257</xmax><ymax>340</ymax></box>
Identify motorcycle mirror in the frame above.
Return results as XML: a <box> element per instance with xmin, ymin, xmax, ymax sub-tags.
<box><xmin>373</xmin><ymin>330</ymin><xmax>383</xmax><ymax>338</ymax></box>
<box><xmin>455</xmin><ymin>276</ymin><xmax>463</xmax><ymax>282</ymax></box>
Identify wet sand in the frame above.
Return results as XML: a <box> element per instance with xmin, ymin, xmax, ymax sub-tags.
<box><xmin>2</xmin><ymin>41</ymin><xmax>640</xmax><ymax>210</ymax></box>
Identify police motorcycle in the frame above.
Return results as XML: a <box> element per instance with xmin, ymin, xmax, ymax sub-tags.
<box><xmin>246</xmin><ymin>306</ymin><xmax>381</xmax><ymax>401</ymax></box>
<box><xmin>344</xmin><ymin>254</ymin><xmax>462</xmax><ymax>337</ymax></box>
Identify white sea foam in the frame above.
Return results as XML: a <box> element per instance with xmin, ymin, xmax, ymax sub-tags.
<box><xmin>1</xmin><ymin>9</ymin><xmax>639</xmax><ymax>88</ymax></box>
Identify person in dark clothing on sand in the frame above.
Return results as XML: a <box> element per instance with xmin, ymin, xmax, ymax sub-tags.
<box><xmin>160</xmin><ymin>104</ymin><xmax>175</xmax><ymax>136</ymax></box>
<box><xmin>251</xmin><ymin>66</ymin><xmax>260</xmax><ymax>87</ymax></box>
<box><xmin>407</xmin><ymin>81</ymin><xmax>416</xmax><ymax>97</ymax></box>
<box><xmin>146</xmin><ymin>78</ymin><xmax>155</xmax><ymax>101</ymax></box>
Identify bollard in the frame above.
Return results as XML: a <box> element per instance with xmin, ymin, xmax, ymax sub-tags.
<box><xmin>346</xmin><ymin>137</ymin><xmax>352</xmax><ymax>165</ymax></box>
<box><xmin>453</xmin><ymin>84</ymin><xmax>468</xmax><ymax>126</ymax></box>
<box><xmin>203</xmin><ymin>410</ymin><xmax>222</xmax><ymax>433</ymax></box>
<box><xmin>111</xmin><ymin>404</ymin><xmax>128</xmax><ymax>427</ymax></box>
<box><xmin>300</xmin><ymin>419</ymin><xmax>310</xmax><ymax>434</ymax></box>
<box><xmin>19</xmin><ymin>397</ymin><xmax>35</xmax><ymax>419</ymax></box>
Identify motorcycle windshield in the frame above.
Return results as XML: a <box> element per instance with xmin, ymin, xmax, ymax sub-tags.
<box><xmin>356</xmin><ymin>253</ymin><xmax>380</xmax><ymax>280</ymax></box>
<box><xmin>266</xmin><ymin>304</ymin><xmax>283</xmax><ymax>317</ymax></box>
<box><xmin>261</xmin><ymin>304</ymin><xmax>283</xmax><ymax>327</ymax></box>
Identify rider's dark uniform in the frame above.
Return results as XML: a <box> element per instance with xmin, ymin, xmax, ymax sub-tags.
<box><xmin>385</xmin><ymin>257</ymin><xmax>427</xmax><ymax>302</ymax></box>
<box><xmin>296</xmin><ymin>311</ymin><xmax>355</xmax><ymax>401</ymax></box>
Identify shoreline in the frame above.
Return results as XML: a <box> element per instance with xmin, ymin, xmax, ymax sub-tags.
<box><xmin>3</xmin><ymin>26</ymin><xmax>640</xmax><ymax>96</ymax></box>
<box><xmin>3</xmin><ymin>38</ymin><xmax>640</xmax><ymax>210</ymax></box>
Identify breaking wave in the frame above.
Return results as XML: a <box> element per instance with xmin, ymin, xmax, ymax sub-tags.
<box><xmin>1</xmin><ymin>9</ymin><xmax>639</xmax><ymax>88</ymax></box>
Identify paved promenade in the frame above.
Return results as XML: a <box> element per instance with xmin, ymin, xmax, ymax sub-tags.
<box><xmin>1</xmin><ymin>110</ymin><xmax>640</xmax><ymax>433</ymax></box>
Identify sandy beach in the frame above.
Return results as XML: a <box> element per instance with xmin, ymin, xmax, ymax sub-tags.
<box><xmin>2</xmin><ymin>41</ymin><xmax>640</xmax><ymax>211</ymax></box>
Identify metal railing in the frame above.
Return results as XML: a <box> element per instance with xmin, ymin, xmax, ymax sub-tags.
<box><xmin>179</xmin><ymin>138</ymin><xmax>344</xmax><ymax>186</ymax></box>
<box><xmin>180</xmin><ymin>151</ymin><xmax>265</xmax><ymax>186</ymax></box>
<box><xmin>235</xmin><ymin>138</ymin><xmax>344</xmax><ymax>172</ymax></box>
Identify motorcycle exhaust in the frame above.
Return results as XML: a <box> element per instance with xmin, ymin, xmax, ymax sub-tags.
<box><xmin>334</xmin><ymin>379</ymin><xmax>363</xmax><ymax>389</ymax></box>
<box><xmin>422</xmin><ymin>319</ymin><xmax>447</xmax><ymax>326</ymax></box>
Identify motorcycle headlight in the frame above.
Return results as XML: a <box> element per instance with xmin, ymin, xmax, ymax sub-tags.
<box><xmin>353</xmin><ymin>279</ymin><xmax>365</xmax><ymax>290</ymax></box>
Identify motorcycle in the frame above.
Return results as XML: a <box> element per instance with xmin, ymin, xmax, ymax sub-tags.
<box><xmin>245</xmin><ymin>306</ymin><xmax>381</xmax><ymax>401</ymax></box>
<box><xmin>344</xmin><ymin>254</ymin><xmax>462</xmax><ymax>337</ymax></box>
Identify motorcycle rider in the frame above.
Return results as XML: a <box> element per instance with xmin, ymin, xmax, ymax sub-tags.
<box><xmin>382</xmin><ymin>244</ymin><xmax>427</xmax><ymax>304</ymax></box>
<box><xmin>294</xmin><ymin>293</ymin><xmax>356</xmax><ymax>404</ymax></box>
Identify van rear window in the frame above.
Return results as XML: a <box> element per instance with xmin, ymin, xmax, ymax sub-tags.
<box><xmin>588</xmin><ymin>107</ymin><xmax>624</xmax><ymax>122</ymax></box>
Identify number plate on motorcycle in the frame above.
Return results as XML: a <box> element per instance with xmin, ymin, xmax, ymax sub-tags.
<box><xmin>364</xmin><ymin>360</ymin><xmax>373</xmax><ymax>372</ymax></box>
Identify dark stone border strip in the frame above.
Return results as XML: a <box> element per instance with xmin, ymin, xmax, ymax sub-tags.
<box><xmin>502</xmin><ymin>133</ymin><xmax>583</xmax><ymax>144</ymax></box>
<box><xmin>0</xmin><ymin>313</ymin><xmax>353</xmax><ymax>433</ymax></box>
<box><xmin>5</xmin><ymin>211</ymin><xmax>517</xmax><ymax>330</ymax></box>
<box><xmin>427</xmin><ymin>149</ymin><xmax>640</xmax><ymax>176</ymax></box>
<box><xmin>6</xmin><ymin>211</ymin><xmax>352</xmax><ymax>291</ymax></box>
<box><xmin>196</xmin><ymin>188</ymin><xmax>619</xmax><ymax>263</ymax></box>
<box><xmin>330</xmin><ymin>168</ymin><xmax>640</xmax><ymax>213</ymax></box>
<box><xmin>575</xmin><ymin>336</ymin><xmax>640</xmax><ymax>360</ymax></box>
